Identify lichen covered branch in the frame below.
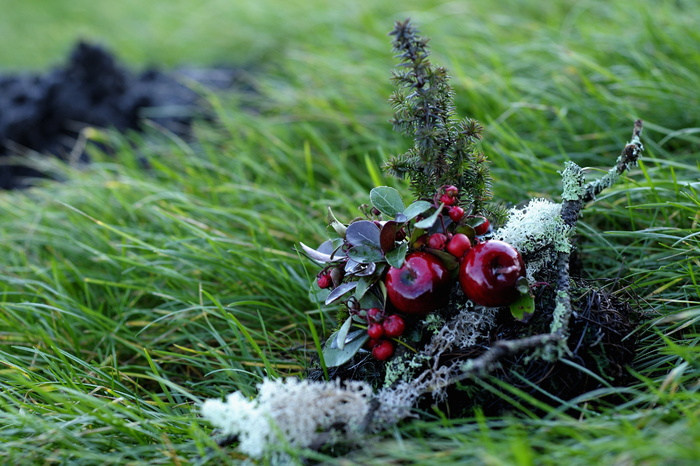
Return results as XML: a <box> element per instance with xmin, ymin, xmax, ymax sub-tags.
<box><xmin>583</xmin><ymin>119</ymin><xmax>644</xmax><ymax>203</ymax></box>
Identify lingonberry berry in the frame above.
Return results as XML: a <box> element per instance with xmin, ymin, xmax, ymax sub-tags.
<box><xmin>372</xmin><ymin>339</ymin><xmax>395</xmax><ymax>360</ymax></box>
<box><xmin>367</xmin><ymin>307</ymin><xmax>382</xmax><ymax>322</ymax></box>
<box><xmin>382</xmin><ymin>314</ymin><xmax>406</xmax><ymax>338</ymax></box>
<box><xmin>428</xmin><ymin>233</ymin><xmax>448</xmax><ymax>250</ymax></box>
<box><xmin>471</xmin><ymin>216</ymin><xmax>491</xmax><ymax>236</ymax></box>
<box><xmin>365</xmin><ymin>338</ymin><xmax>380</xmax><ymax>350</ymax></box>
<box><xmin>447</xmin><ymin>233</ymin><xmax>472</xmax><ymax>258</ymax></box>
<box><xmin>317</xmin><ymin>273</ymin><xmax>332</xmax><ymax>289</ymax></box>
<box><xmin>439</xmin><ymin>193</ymin><xmax>456</xmax><ymax>206</ymax></box>
<box><xmin>395</xmin><ymin>228</ymin><xmax>407</xmax><ymax>241</ymax></box>
<box><xmin>444</xmin><ymin>185</ymin><xmax>459</xmax><ymax>197</ymax></box>
<box><xmin>448</xmin><ymin>206</ymin><xmax>465</xmax><ymax>223</ymax></box>
<box><xmin>367</xmin><ymin>322</ymin><xmax>384</xmax><ymax>340</ymax></box>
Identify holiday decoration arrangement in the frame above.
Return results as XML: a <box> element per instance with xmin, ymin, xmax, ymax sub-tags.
<box><xmin>202</xmin><ymin>19</ymin><xmax>642</xmax><ymax>461</ymax></box>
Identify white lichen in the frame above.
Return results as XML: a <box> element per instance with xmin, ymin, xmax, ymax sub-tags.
<box><xmin>373</xmin><ymin>361</ymin><xmax>459</xmax><ymax>429</ymax></box>
<box><xmin>201</xmin><ymin>378</ymin><xmax>372</xmax><ymax>460</ymax></box>
<box><xmin>560</xmin><ymin>161</ymin><xmax>586</xmax><ymax>201</ymax></box>
<box><xmin>372</xmin><ymin>304</ymin><xmax>497</xmax><ymax>428</ymax></box>
<box><xmin>495</xmin><ymin>198</ymin><xmax>572</xmax><ymax>281</ymax></box>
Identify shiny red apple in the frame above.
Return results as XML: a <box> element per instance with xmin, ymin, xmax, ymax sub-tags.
<box><xmin>385</xmin><ymin>251</ymin><xmax>452</xmax><ymax>314</ymax></box>
<box><xmin>459</xmin><ymin>240</ymin><xmax>525</xmax><ymax>307</ymax></box>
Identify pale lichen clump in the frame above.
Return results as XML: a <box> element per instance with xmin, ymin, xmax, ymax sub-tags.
<box><xmin>201</xmin><ymin>378</ymin><xmax>373</xmax><ymax>460</ymax></box>
<box><xmin>495</xmin><ymin>198</ymin><xmax>572</xmax><ymax>281</ymax></box>
<box><xmin>372</xmin><ymin>304</ymin><xmax>497</xmax><ymax>428</ymax></box>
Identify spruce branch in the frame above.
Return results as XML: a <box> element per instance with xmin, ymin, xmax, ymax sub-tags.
<box><xmin>384</xmin><ymin>19</ymin><xmax>493</xmax><ymax>214</ymax></box>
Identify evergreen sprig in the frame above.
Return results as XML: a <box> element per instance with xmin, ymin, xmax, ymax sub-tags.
<box><xmin>385</xmin><ymin>19</ymin><xmax>497</xmax><ymax>219</ymax></box>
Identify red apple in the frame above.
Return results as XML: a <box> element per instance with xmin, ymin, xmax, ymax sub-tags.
<box><xmin>385</xmin><ymin>251</ymin><xmax>452</xmax><ymax>314</ymax></box>
<box><xmin>459</xmin><ymin>240</ymin><xmax>525</xmax><ymax>307</ymax></box>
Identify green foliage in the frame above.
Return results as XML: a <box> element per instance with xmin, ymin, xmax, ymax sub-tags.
<box><xmin>385</xmin><ymin>19</ymin><xmax>495</xmax><ymax>219</ymax></box>
<box><xmin>0</xmin><ymin>0</ymin><xmax>698</xmax><ymax>463</ymax></box>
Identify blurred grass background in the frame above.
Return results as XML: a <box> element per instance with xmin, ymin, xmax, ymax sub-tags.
<box><xmin>0</xmin><ymin>0</ymin><xmax>698</xmax><ymax>463</ymax></box>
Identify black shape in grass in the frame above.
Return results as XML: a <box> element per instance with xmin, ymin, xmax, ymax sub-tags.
<box><xmin>0</xmin><ymin>41</ymin><xmax>245</xmax><ymax>189</ymax></box>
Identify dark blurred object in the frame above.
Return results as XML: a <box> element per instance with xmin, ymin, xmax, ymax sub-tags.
<box><xmin>0</xmin><ymin>41</ymin><xmax>241</xmax><ymax>189</ymax></box>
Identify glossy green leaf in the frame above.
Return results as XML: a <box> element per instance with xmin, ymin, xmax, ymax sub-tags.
<box><xmin>323</xmin><ymin>330</ymin><xmax>369</xmax><ymax>367</ymax></box>
<box><xmin>335</xmin><ymin>316</ymin><xmax>353</xmax><ymax>350</ymax></box>
<box><xmin>403</xmin><ymin>200</ymin><xmax>432</xmax><ymax>221</ymax></box>
<box><xmin>509</xmin><ymin>292</ymin><xmax>535</xmax><ymax>322</ymax></box>
<box><xmin>414</xmin><ymin>204</ymin><xmax>443</xmax><ymax>229</ymax></box>
<box><xmin>347</xmin><ymin>244</ymin><xmax>384</xmax><ymax>263</ymax></box>
<box><xmin>346</xmin><ymin>220</ymin><xmax>381</xmax><ymax>248</ymax></box>
<box><xmin>385</xmin><ymin>242</ymin><xmax>408</xmax><ymax>268</ymax></box>
<box><xmin>370</xmin><ymin>186</ymin><xmax>405</xmax><ymax>217</ymax></box>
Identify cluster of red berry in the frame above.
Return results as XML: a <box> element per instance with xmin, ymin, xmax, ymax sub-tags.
<box><xmin>364</xmin><ymin>308</ymin><xmax>405</xmax><ymax>360</ymax></box>
<box><xmin>385</xmin><ymin>185</ymin><xmax>525</xmax><ymax>316</ymax></box>
<box><xmin>309</xmin><ymin>185</ymin><xmax>526</xmax><ymax>363</ymax></box>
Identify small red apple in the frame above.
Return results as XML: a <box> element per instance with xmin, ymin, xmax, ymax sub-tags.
<box><xmin>459</xmin><ymin>240</ymin><xmax>525</xmax><ymax>307</ymax></box>
<box><xmin>385</xmin><ymin>251</ymin><xmax>452</xmax><ymax>314</ymax></box>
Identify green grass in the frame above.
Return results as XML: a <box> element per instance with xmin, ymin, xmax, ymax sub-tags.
<box><xmin>1</xmin><ymin>0</ymin><xmax>699</xmax><ymax>463</ymax></box>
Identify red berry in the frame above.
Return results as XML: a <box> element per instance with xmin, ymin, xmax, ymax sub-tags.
<box><xmin>459</xmin><ymin>240</ymin><xmax>525</xmax><ymax>307</ymax></box>
<box><xmin>372</xmin><ymin>340</ymin><xmax>395</xmax><ymax>361</ymax></box>
<box><xmin>439</xmin><ymin>194</ymin><xmax>456</xmax><ymax>206</ymax></box>
<box><xmin>447</xmin><ymin>233</ymin><xmax>472</xmax><ymax>258</ymax></box>
<box><xmin>367</xmin><ymin>323</ymin><xmax>384</xmax><ymax>339</ymax></box>
<box><xmin>382</xmin><ymin>314</ymin><xmax>406</xmax><ymax>338</ymax></box>
<box><xmin>472</xmin><ymin>216</ymin><xmax>491</xmax><ymax>236</ymax></box>
<box><xmin>367</xmin><ymin>307</ymin><xmax>382</xmax><ymax>322</ymax></box>
<box><xmin>444</xmin><ymin>185</ymin><xmax>459</xmax><ymax>197</ymax></box>
<box><xmin>395</xmin><ymin>228</ymin><xmax>407</xmax><ymax>241</ymax></box>
<box><xmin>448</xmin><ymin>206</ymin><xmax>465</xmax><ymax>223</ymax></box>
<box><xmin>317</xmin><ymin>273</ymin><xmax>332</xmax><ymax>289</ymax></box>
<box><xmin>365</xmin><ymin>338</ymin><xmax>380</xmax><ymax>350</ymax></box>
<box><xmin>428</xmin><ymin>233</ymin><xmax>448</xmax><ymax>250</ymax></box>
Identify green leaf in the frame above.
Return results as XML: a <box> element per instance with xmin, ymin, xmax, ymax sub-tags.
<box><xmin>403</xmin><ymin>200</ymin><xmax>432</xmax><ymax>221</ymax></box>
<box><xmin>323</xmin><ymin>330</ymin><xmax>369</xmax><ymax>367</ymax></box>
<box><xmin>385</xmin><ymin>242</ymin><xmax>408</xmax><ymax>268</ymax></box>
<box><xmin>509</xmin><ymin>292</ymin><xmax>535</xmax><ymax>322</ymax></box>
<box><xmin>308</xmin><ymin>282</ymin><xmax>331</xmax><ymax>303</ymax></box>
<box><xmin>414</xmin><ymin>204</ymin><xmax>444</xmax><ymax>229</ymax></box>
<box><xmin>327</xmin><ymin>207</ymin><xmax>347</xmax><ymax>238</ymax></box>
<box><xmin>325</xmin><ymin>281</ymin><xmax>358</xmax><ymax>305</ymax></box>
<box><xmin>335</xmin><ymin>316</ymin><xmax>353</xmax><ymax>350</ymax></box>
<box><xmin>370</xmin><ymin>186</ymin><xmax>405</xmax><ymax>217</ymax></box>
<box><xmin>354</xmin><ymin>277</ymin><xmax>372</xmax><ymax>301</ymax></box>
<box><xmin>346</xmin><ymin>221</ymin><xmax>381</xmax><ymax>248</ymax></box>
<box><xmin>424</xmin><ymin>248</ymin><xmax>459</xmax><ymax>271</ymax></box>
<box><xmin>347</xmin><ymin>245</ymin><xmax>384</xmax><ymax>263</ymax></box>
